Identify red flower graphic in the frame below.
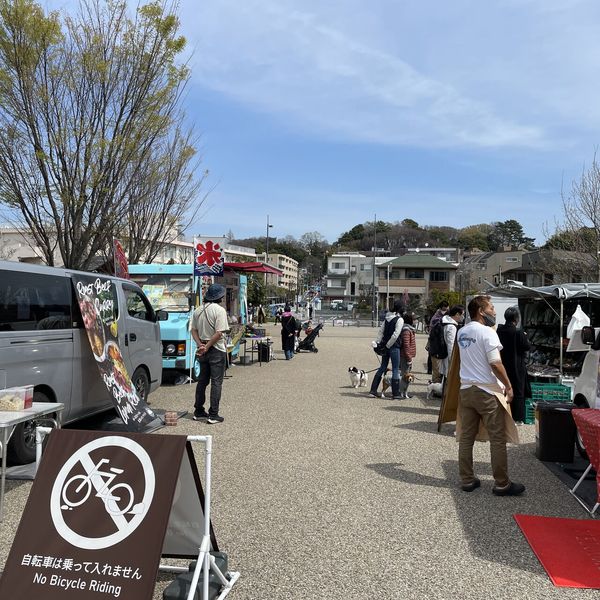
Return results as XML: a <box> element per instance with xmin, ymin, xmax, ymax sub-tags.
<box><xmin>195</xmin><ymin>241</ymin><xmax>222</xmax><ymax>267</ymax></box>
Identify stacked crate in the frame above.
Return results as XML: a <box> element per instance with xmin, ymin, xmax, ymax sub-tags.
<box><xmin>524</xmin><ymin>382</ymin><xmax>572</xmax><ymax>424</ymax></box>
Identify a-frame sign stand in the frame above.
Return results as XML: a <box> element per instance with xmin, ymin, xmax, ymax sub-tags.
<box><xmin>159</xmin><ymin>435</ymin><xmax>240</xmax><ymax>600</ymax></box>
<box><xmin>2</xmin><ymin>429</ymin><xmax>241</xmax><ymax>600</ymax></box>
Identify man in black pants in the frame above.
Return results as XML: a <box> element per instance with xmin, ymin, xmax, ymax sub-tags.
<box><xmin>191</xmin><ymin>284</ymin><xmax>230</xmax><ymax>424</ymax></box>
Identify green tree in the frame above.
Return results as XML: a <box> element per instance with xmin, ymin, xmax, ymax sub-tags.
<box><xmin>401</xmin><ymin>218</ymin><xmax>420</xmax><ymax>229</ymax></box>
<box><xmin>336</xmin><ymin>224</ymin><xmax>365</xmax><ymax>246</ymax></box>
<box><xmin>544</xmin><ymin>227</ymin><xmax>596</xmax><ymax>252</ymax></box>
<box><xmin>0</xmin><ymin>0</ymin><xmax>203</xmax><ymax>269</ymax></box>
<box><xmin>457</xmin><ymin>224</ymin><xmax>492</xmax><ymax>251</ymax></box>
<box><xmin>487</xmin><ymin>220</ymin><xmax>535</xmax><ymax>251</ymax></box>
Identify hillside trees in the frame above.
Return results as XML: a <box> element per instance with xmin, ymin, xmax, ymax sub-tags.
<box><xmin>335</xmin><ymin>219</ymin><xmax>535</xmax><ymax>253</ymax></box>
<box><xmin>0</xmin><ymin>0</ymin><xmax>204</xmax><ymax>269</ymax></box>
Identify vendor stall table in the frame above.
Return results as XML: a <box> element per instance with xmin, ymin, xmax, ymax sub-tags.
<box><xmin>0</xmin><ymin>402</ymin><xmax>64</xmax><ymax>521</ymax></box>
<box><xmin>244</xmin><ymin>336</ymin><xmax>273</xmax><ymax>366</ymax></box>
<box><xmin>571</xmin><ymin>408</ymin><xmax>600</xmax><ymax>516</ymax></box>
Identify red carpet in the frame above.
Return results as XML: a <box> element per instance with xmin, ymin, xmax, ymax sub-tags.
<box><xmin>514</xmin><ymin>514</ymin><xmax>600</xmax><ymax>588</ymax></box>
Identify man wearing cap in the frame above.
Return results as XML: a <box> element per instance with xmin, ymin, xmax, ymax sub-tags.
<box><xmin>191</xmin><ymin>284</ymin><xmax>229</xmax><ymax>424</ymax></box>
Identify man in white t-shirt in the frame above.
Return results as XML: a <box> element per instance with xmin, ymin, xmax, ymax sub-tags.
<box><xmin>456</xmin><ymin>295</ymin><xmax>525</xmax><ymax>496</ymax></box>
<box><xmin>191</xmin><ymin>284</ymin><xmax>230</xmax><ymax>424</ymax></box>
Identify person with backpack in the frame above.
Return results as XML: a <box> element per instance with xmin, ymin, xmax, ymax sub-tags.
<box><xmin>439</xmin><ymin>305</ymin><xmax>465</xmax><ymax>378</ymax></box>
<box><xmin>428</xmin><ymin>300</ymin><xmax>449</xmax><ymax>382</ymax></box>
<box><xmin>398</xmin><ymin>312</ymin><xmax>417</xmax><ymax>399</ymax></box>
<box><xmin>369</xmin><ymin>299</ymin><xmax>405</xmax><ymax>399</ymax></box>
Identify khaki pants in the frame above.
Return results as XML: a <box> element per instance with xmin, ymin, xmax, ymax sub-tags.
<box><xmin>458</xmin><ymin>386</ymin><xmax>509</xmax><ymax>487</ymax></box>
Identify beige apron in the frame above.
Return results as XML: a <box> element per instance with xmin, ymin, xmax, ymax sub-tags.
<box><xmin>455</xmin><ymin>381</ymin><xmax>520</xmax><ymax>445</ymax></box>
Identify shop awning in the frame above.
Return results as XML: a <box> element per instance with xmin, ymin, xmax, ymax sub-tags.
<box><xmin>224</xmin><ymin>262</ymin><xmax>283</xmax><ymax>276</ymax></box>
<box><xmin>487</xmin><ymin>282</ymin><xmax>600</xmax><ymax>300</ymax></box>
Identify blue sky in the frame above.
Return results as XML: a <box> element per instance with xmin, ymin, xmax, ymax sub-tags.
<box><xmin>55</xmin><ymin>1</ymin><xmax>600</xmax><ymax>245</ymax></box>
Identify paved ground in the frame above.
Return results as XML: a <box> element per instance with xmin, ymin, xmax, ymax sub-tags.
<box><xmin>1</xmin><ymin>324</ymin><xmax>597</xmax><ymax>599</ymax></box>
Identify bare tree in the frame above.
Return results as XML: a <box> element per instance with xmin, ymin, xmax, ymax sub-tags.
<box><xmin>552</xmin><ymin>152</ymin><xmax>600</xmax><ymax>282</ymax></box>
<box><xmin>0</xmin><ymin>0</ymin><xmax>205</xmax><ymax>269</ymax></box>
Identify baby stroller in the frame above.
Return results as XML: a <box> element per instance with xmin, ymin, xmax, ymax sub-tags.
<box><xmin>297</xmin><ymin>322</ymin><xmax>323</xmax><ymax>353</ymax></box>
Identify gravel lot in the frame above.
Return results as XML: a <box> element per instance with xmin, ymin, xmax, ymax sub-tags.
<box><xmin>0</xmin><ymin>323</ymin><xmax>596</xmax><ymax>599</ymax></box>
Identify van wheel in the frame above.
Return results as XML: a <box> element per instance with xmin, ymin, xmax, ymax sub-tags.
<box><xmin>7</xmin><ymin>391</ymin><xmax>52</xmax><ymax>465</ymax></box>
<box><xmin>574</xmin><ymin>396</ymin><xmax>590</xmax><ymax>460</ymax></box>
<box><xmin>132</xmin><ymin>368</ymin><xmax>150</xmax><ymax>403</ymax></box>
<box><xmin>192</xmin><ymin>357</ymin><xmax>201</xmax><ymax>382</ymax></box>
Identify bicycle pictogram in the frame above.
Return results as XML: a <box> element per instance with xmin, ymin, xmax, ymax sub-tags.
<box><xmin>61</xmin><ymin>457</ymin><xmax>144</xmax><ymax>516</ymax></box>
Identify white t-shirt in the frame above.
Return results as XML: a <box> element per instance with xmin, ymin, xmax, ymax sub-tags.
<box><xmin>457</xmin><ymin>321</ymin><xmax>503</xmax><ymax>391</ymax></box>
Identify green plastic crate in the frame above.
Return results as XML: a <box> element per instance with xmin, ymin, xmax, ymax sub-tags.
<box><xmin>524</xmin><ymin>398</ymin><xmax>536</xmax><ymax>424</ymax></box>
<box><xmin>524</xmin><ymin>383</ymin><xmax>572</xmax><ymax>425</ymax></box>
<box><xmin>529</xmin><ymin>382</ymin><xmax>572</xmax><ymax>403</ymax></box>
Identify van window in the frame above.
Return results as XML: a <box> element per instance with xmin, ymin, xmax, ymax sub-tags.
<box><xmin>0</xmin><ymin>271</ymin><xmax>71</xmax><ymax>331</ymax></box>
<box><xmin>124</xmin><ymin>286</ymin><xmax>154</xmax><ymax>321</ymax></box>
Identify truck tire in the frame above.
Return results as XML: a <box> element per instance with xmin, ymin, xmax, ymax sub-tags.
<box><xmin>132</xmin><ymin>367</ymin><xmax>150</xmax><ymax>403</ymax></box>
<box><xmin>192</xmin><ymin>356</ymin><xmax>201</xmax><ymax>382</ymax></box>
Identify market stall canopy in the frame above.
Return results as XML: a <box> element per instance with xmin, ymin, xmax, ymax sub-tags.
<box><xmin>224</xmin><ymin>262</ymin><xmax>283</xmax><ymax>276</ymax></box>
<box><xmin>486</xmin><ymin>282</ymin><xmax>600</xmax><ymax>301</ymax></box>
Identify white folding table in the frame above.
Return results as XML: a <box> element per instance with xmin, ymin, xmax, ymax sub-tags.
<box><xmin>0</xmin><ymin>402</ymin><xmax>64</xmax><ymax>521</ymax></box>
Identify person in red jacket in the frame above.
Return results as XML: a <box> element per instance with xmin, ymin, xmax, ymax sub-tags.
<box><xmin>398</xmin><ymin>312</ymin><xmax>417</xmax><ymax>399</ymax></box>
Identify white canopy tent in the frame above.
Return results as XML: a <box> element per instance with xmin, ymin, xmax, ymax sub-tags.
<box><xmin>485</xmin><ymin>282</ymin><xmax>600</xmax><ymax>373</ymax></box>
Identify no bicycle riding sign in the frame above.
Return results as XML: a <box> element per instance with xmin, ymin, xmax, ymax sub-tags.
<box><xmin>0</xmin><ymin>430</ymin><xmax>217</xmax><ymax>599</ymax></box>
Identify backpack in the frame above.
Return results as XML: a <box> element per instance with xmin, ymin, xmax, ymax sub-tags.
<box><xmin>374</xmin><ymin>316</ymin><xmax>401</xmax><ymax>355</ymax></box>
<box><xmin>428</xmin><ymin>322</ymin><xmax>455</xmax><ymax>359</ymax></box>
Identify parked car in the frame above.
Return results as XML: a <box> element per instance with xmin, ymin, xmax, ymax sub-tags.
<box><xmin>0</xmin><ymin>261</ymin><xmax>163</xmax><ymax>464</ymax></box>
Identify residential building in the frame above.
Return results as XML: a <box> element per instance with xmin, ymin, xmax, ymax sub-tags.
<box><xmin>503</xmin><ymin>249</ymin><xmax>598</xmax><ymax>287</ymax></box>
<box><xmin>403</xmin><ymin>246</ymin><xmax>462</xmax><ymax>262</ymax></box>
<box><xmin>256</xmin><ymin>252</ymin><xmax>299</xmax><ymax>290</ymax></box>
<box><xmin>457</xmin><ymin>250</ymin><xmax>526</xmax><ymax>292</ymax></box>
<box><xmin>324</xmin><ymin>252</ymin><xmax>391</xmax><ymax>304</ymax></box>
<box><xmin>378</xmin><ymin>254</ymin><xmax>457</xmax><ymax>309</ymax></box>
<box><xmin>0</xmin><ymin>227</ymin><xmax>257</xmax><ymax>267</ymax></box>
<box><xmin>456</xmin><ymin>248</ymin><xmax>598</xmax><ymax>291</ymax></box>
<box><xmin>0</xmin><ymin>226</ymin><xmax>47</xmax><ymax>264</ymax></box>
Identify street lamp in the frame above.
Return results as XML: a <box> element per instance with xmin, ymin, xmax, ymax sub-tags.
<box><xmin>266</xmin><ymin>215</ymin><xmax>273</xmax><ymax>263</ymax></box>
<box><xmin>265</xmin><ymin>215</ymin><xmax>274</xmax><ymax>292</ymax></box>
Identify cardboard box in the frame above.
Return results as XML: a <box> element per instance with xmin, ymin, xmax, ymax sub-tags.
<box><xmin>0</xmin><ymin>386</ymin><xmax>33</xmax><ymax>411</ymax></box>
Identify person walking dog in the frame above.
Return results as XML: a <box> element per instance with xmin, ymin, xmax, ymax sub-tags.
<box><xmin>191</xmin><ymin>284</ymin><xmax>229</xmax><ymax>424</ymax></box>
<box><xmin>369</xmin><ymin>299</ymin><xmax>404</xmax><ymax>399</ymax></box>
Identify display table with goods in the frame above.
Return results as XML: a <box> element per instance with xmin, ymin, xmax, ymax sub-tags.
<box><xmin>487</xmin><ymin>285</ymin><xmax>600</xmax><ymax>463</ymax></box>
<box><xmin>521</xmin><ymin>296</ymin><xmax>596</xmax><ymax>381</ymax></box>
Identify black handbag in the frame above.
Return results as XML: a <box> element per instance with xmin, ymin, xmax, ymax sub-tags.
<box><xmin>373</xmin><ymin>342</ymin><xmax>387</xmax><ymax>356</ymax></box>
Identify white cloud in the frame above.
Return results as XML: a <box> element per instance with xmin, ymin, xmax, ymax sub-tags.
<box><xmin>180</xmin><ymin>0</ymin><xmax>546</xmax><ymax>149</ymax></box>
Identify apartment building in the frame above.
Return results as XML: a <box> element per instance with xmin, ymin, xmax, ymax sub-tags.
<box><xmin>256</xmin><ymin>252</ymin><xmax>299</xmax><ymax>291</ymax></box>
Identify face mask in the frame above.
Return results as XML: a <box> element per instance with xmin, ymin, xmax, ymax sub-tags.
<box><xmin>482</xmin><ymin>312</ymin><xmax>496</xmax><ymax>327</ymax></box>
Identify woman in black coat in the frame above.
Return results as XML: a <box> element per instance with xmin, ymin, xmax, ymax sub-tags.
<box><xmin>280</xmin><ymin>304</ymin><xmax>297</xmax><ymax>360</ymax></box>
<box><xmin>497</xmin><ymin>306</ymin><xmax>531</xmax><ymax>423</ymax></box>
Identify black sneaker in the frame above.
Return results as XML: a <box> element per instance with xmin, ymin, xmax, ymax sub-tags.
<box><xmin>207</xmin><ymin>415</ymin><xmax>224</xmax><ymax>424</ymax></box>
<box><xmin>492</xmin><ymin>481</ymin><xmax>525</xmax><ymax>496</ymax></box>
<box><xmin>461</xmin><ymin>478</ymin><xmax>481</xmax><ymax>492</ymax></box>
<box><xmin>368</xmin><ymin>391</ymin><xmax>379</xmax><ymax>398</ymax></box>
<box><xmin>192</xmin><ymin>411</ymin><xmax>209</xmax><ymax>421</ymax></box>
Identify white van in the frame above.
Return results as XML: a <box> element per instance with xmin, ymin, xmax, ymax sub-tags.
<box><xmin>0</xmin><ymin>261</ymin><xmax>163</xmax><ymax>464</ymax></box>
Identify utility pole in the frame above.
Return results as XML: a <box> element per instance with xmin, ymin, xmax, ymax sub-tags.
<box><xmin>372</xmin><ymin>213</ymin><xmax>377</xmax><ymax>327</ymax></box>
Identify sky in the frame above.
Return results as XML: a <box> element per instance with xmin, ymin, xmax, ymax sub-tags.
<box><xmin>49</xmin><ymin>0</ymin><xmax>600</xmax><ymax>246</ymax></box>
